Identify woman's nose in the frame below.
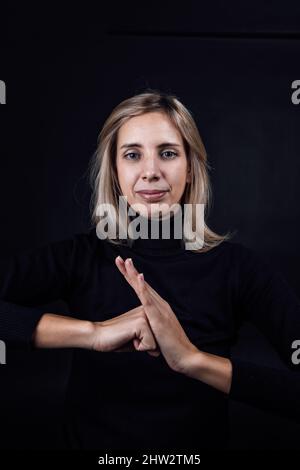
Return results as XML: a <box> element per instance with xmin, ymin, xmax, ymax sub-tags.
<box><xmin>141</xmin><ymin>156</ymin><xmax>161</xmax><ymax>180</ymax></box>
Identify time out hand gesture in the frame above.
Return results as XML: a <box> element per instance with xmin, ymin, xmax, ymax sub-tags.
<box><xmin>115</xmin><ymin>256</ymin><xmax>199</xmax><ymax>373</ymax></box>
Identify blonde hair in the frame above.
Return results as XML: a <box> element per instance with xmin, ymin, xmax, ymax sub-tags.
<box><xmin>88</xmin><ymin>89</ymin><xmax>234</xmax><ymax>252</ymax></box>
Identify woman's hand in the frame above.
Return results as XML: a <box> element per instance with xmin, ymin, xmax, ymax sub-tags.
<box><xmin>115</xmin><ymin>256</ymin><xmax>199</xmax><ymax>373</ymax></box>
<box><xmin>91</xmin><ymin>305</ymin><xmax>160</xmax><ymax>357</ymax></box>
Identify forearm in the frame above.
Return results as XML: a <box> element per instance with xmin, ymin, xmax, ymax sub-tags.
<box><xmin>32</xmin><ymin>313</ymin><xmax>95</xmax><ymax>349</ymax></box>
<box><xmin>182</xmin><ymin>350</ymin><xmax>233</xmax><ymax>394</ymax></box>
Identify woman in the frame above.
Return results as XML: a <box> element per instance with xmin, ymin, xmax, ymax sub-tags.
<box><xmin>1</xmin><ymin>90</ymin><xmax>299</xmax><ymax>450</ymax></box>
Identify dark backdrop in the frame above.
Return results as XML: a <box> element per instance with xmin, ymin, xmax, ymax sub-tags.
<box><xmin>0</xmin><ymin>1</ymin><xmax>300</xmax><ymax>450</ymax></box>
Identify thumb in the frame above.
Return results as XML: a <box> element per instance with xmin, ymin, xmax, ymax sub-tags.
<box><xmin>147</xmin><ymin>348</ymin><xmax>161</xmax><ymax>357</ymax></box>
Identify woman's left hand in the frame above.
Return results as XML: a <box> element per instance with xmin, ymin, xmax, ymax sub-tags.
<box><xmin>115</xmin><ymin>255</ymin><xmax>200</xmax><ymax>373</ymax></box>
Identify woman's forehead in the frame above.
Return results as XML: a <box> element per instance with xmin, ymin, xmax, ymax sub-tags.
<box><xmin>117</xmin><ymin>113</ymin><xmax>183</xmax><ymax>147</ymax></box>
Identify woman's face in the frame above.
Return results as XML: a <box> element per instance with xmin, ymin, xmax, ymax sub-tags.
<box><xmin>116</xmin><ymin>111</ymin><xmax>190</xmax><ymax>218</ymax></box>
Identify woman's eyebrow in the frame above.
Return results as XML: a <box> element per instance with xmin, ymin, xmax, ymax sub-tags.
<box><xmin>120</xmin><ymin>142</ymin><xmax>181</xmax><ymax>149</ymax></box>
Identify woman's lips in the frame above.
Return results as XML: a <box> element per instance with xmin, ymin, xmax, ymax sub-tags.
<box><xmin>136</xmin><ymin>191</ymin><xmax>168</xmax><ymax>201</ymax></box>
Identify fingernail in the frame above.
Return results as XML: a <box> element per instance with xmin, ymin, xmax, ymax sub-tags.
<box><xmin>127</xmin><ymin>258</ymin><xmax>132</xmax><ymax>264</ymax></box>
<box><xmin>139</xmin><ymin>273</ymin><xmax>144</xmax><ymax>282</ymax></box>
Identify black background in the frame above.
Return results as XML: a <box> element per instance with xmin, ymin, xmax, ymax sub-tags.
<box><xmin>0</xmin><ymin>1</ymin><xmax>300</xmax><ymax>450</ymax></box>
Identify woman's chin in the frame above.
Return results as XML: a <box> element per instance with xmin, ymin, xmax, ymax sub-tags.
<box><xmin>136</xmin><ymin>205</ymin><xmax>172</xmax><ymax>220</ymax></box>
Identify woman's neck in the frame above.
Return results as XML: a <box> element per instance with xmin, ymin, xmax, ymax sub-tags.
<box><xmin>127</xmin><ymin>210</ymin><xmax>185</xmax><ymax>252</ymax></box>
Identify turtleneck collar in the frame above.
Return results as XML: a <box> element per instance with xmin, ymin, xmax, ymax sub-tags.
<box><xmin>127</xmin><ymin>210</ymin><xmax>185</xmax><ymax>253</ymax></box>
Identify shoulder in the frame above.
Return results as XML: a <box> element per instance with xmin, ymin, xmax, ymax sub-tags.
<box><xmin>226</xmin><ymin>242</ymin><xmax>286</xmax><ymax>305</ymax></box>
<box><xmin>227</xmin><ymin>241</ymin><xmax>276</xmax><ymax>272</ymax></box>
<box><xmin>221</xmin><ymin>241</ymin><xmax>277</xmax><ymax>276</ymax></box>
<box><xmin>30</xmin><ymin>228</ymin><xmax>101</xmax><ymax>262</ymax></box>
<box><xmin>62</xmin><ymin>227</ymin><xmax>102</xmax><ymax>261</ymax></box>
<box><xmin>198</xmin><ymin>240</ymin><xmax>251</xmax><ymax>261</ymax></box>
<box><xmin>208</xmin><ymin>241</ymin><xmax>280</xmax><ymax>285</ymax></box>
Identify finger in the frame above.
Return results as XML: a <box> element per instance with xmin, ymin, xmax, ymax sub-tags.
<box><xmin>126</xmin><ymin>259</ymin><xmax>166</xmax><ymax>307</ymax></box>
<box><xmin>115</xmin><ymin>256</ymin><xmax>142</xmax><ymax>295</ymax></box>
<box><xmin>116</xmin><ymin>258</ymin><xmax>165</xmax><ymax>320</ymax></box>
<box><xmin>115</xmin><ymin>256</ymin><xmax>126</xmax><ymax>274</ymax></box>
<box><xmin>136</xmin><ymin>275</ymin><xmax>166</xmax><ymax>333</ymax></box>
<box><xmin>115</xmin><ymin>256</ymin><xmax>132</xmax><ymax>283</ymax></box>
<box><xmin>135</xmin><ymin>313</ymin><xmax>158</xmax><ymax>352</ymax></box>
<box><xmin>124</xmin><ymin>258</ymin><xmax>142</xmax><ymax>290</ymax></box>
<box><xmin>137</xmin><ymin>273</ymin><xmax>153</xmax><ymax>306</ymax></box>
<box><xmin>133</xmin><ymin>337</ymin><xmax>160</xmax><ymax>356</ymax></box>
<box><xmin>123</xmin><ymin>258</ymin><xmax>148</xmax><ymax>292</ymax></box>
<box><xmin>147</xmin><ymin>349</ymin><xmax>161</xmax><ymax>357</ymax></box>
<box><xmin>115</xmin><ymin>257</ymin><xmax>160</xmax><ymax>303</ymax></box>
<box><xmin>116</xmin><ymin>256</ymin><xmax>164</xmax><ymax>305</ymax></box>
<box><xmin>144</xmin><ymin>281</ymin><xmax>165</xmax><ymax>303</ymax></box>
<box><xmin>116</xmin><ymin>257</ymin><xmax>150</xmax><ymax>301</ymax></box>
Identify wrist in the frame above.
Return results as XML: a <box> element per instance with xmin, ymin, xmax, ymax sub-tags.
<box><xmin>179</xmin><ymin>350</ymin><xmax>206</xmax><ymax>379</ymax></box>
<box><xmin>79</xmin><ymin>320</ymin><xmax>97</xmax><ymax>349</ymax></box>
<box><xmin>32</xmin><ymin>314</ymin><xmax>97</xmax><ymax>349</ymax></box>
<box><xmin>181</xmin><ymin>349</ymin><xmax>233</xmax><ymax>394</ymax></box>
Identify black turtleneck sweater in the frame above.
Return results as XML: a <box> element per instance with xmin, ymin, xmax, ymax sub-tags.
<box><xmin>0</xmin><ymin>215</ymin><xmax>300</xmax><ymax>449</ymax></box>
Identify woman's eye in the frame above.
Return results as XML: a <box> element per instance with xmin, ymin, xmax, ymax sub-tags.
<box><xmin>123</xmin><ymin>151</ymin><xmax>178</xmax><ymax>160</ymax></box>
<box><xmin>124</xmin><ymin>152</ymin><xmax>139</xmax><ymax>160</ymax></box>
<box><xmin>161</xmin><ymin>150</ymin><xmax>178</xmax><ymax>159</ymax></box>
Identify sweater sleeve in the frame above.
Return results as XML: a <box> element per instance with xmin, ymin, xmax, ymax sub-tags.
<box><xmin>0</xmin><ymin>235</ymin><xmax>79</xmax><ymax>349</ymax></box>
<box><xmin>229</xmin><ymin>244</ymin><xmax>300</xmax><ymax>421</ymax></box>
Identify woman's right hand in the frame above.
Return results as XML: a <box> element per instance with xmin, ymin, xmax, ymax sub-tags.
<box><xmin>91</xmin><ymin>305</ymin><xmax>160</xmax><ymax>357</ymax></box>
